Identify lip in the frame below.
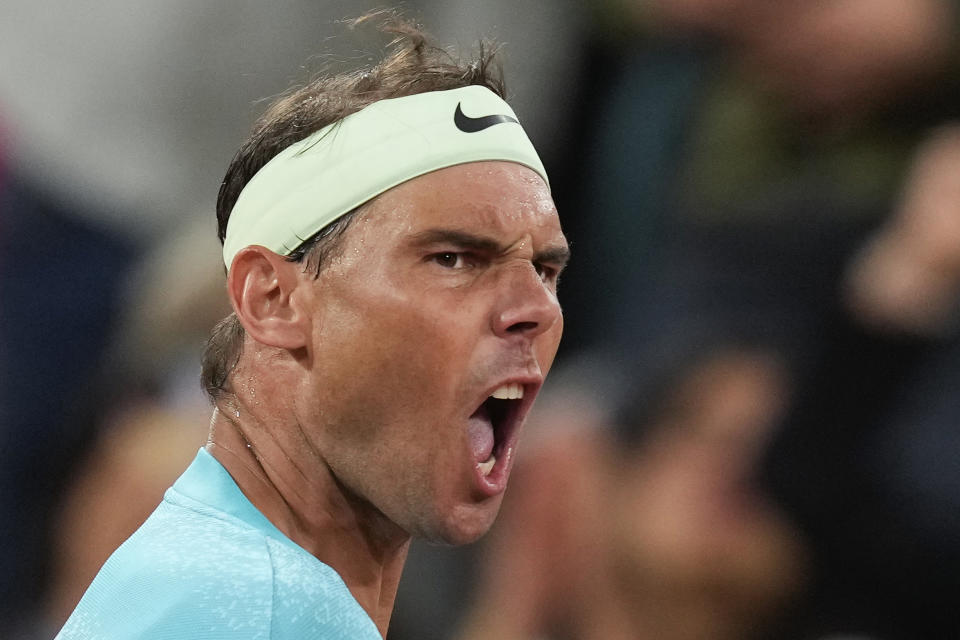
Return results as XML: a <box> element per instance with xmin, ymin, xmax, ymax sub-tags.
<box><xmin>468</xmin><ymin>376</ymin><xmax>543</xmax><ymax>497</ymax></box>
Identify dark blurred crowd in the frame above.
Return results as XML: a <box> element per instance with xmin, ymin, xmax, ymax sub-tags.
<box><xmin>3</xmin><ymin>1</ymin><xmax>960</xmax><ymax>639</ymax></box>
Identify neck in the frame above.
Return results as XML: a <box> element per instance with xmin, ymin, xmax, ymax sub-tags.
<box><xmin>207</xmin><ymin>402</ymin><xmax>410</xmax><ymax>637</ymax></box>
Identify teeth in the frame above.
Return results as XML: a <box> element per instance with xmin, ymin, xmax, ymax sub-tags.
<box><xmin>490</xmin><ymin>383</ymin><xmax>524</xmax><ymax>400</ymax></box>
<box><xmin>478</xmin><ymin>455</ymin><xmax>496</xmax><ymax>476</ymax></box>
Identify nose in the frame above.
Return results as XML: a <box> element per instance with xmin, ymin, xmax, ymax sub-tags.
<box><xmin>491</xmin><ymin>264</ymin><xmax>563</xmax><ymax>340</ymax></box>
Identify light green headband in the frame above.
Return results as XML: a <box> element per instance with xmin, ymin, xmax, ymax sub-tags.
<box><xmin>222</xmin><ymin>85</ymin><xmax>548</xmax><ymax>268</ymax></box>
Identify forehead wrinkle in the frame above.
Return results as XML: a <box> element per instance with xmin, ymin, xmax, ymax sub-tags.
<box><xmin>408</xmin><ymin>228</ymin><xmax>504</xmax><ymax>254</ymax></box>
<box><xmin>369</xmin><ymin>164</ymin><xmax>563</xmax><ymax>256</ymax></box>
<box><xmin>502</xmin><ymin>231</ymin><xmax>569</xmax><ymax>267</ymax></box>
<box><xmin>458</xmin><ymin>194</ymin><xmax>556</xmax><ymax>227</ymax></box>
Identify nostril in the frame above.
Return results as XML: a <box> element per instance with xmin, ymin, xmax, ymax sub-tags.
<box><xmin>506</xmin><ymin>321</ymin><xmax>538</xmax><ymax>333</ymax></box>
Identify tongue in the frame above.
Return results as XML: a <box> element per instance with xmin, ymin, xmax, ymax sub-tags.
<box><xmin>468</xmin><ymin>403</ymin><xmax>495</xmax><ymax>463</ymax></box>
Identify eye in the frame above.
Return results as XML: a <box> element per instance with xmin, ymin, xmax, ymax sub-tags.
<box><xmin>534</xmin><ymin>262</ymin><xmax>558</xmax><ymax>283</ymax></box>
<box><xmin>431</xmin><ymin>252</ymin><xmax>468</xmax><ymax>269</ymax></box>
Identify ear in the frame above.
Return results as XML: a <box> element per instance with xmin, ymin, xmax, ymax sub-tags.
<box><xmin>227</xmin><ymin>245</ymin><xmax>310</xmax><ymax>350</ymax></box>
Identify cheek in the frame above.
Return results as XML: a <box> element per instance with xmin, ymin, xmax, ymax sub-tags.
<box><xmin>536</xmin><ymin>315</ymin><xmax>564</xmax><ymax>373</ymax></box>
<box><xmin>309</xmin><ymin>288</ymin><xmax>482</xmax><ymax>439</ymax></box>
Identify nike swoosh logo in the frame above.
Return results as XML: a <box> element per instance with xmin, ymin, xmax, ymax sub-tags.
<box><xmin>454</xmin><ymin>103</ymin><xmax>519</xmax><ymax>133</ymax></box>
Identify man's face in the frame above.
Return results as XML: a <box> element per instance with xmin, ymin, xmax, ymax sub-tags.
<box><xmin>296</xmin><ymin>161</ymin><xmax>567</xmax><ymax>544</ymax></box>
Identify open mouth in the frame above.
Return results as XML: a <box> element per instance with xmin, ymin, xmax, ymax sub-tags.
<box><xmin>468</xmin><ymin>383</ymin><xmax>525</xmax><ymax>479</ymax></box>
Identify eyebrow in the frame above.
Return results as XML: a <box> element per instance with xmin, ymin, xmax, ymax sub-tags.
<box><xmin>536</xmin><ymin>245</ymin><xmax>572</xmax><ymax>270</ymax></box>
<box><xmin>410</xmin><ymin>228</ymin><xmax>571</xmax><ymax>268</ymax></box>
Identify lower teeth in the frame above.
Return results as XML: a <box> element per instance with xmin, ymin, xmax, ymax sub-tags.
<box><xmin>478</xmin><ymin>455</ymin><xmax>496</xmax><ymax>476</ymax></box>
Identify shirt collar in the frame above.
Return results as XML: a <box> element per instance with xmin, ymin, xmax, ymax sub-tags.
<box><xmin>171</xmin><ymin>447</ymin><xmax>304</xmax><ymax>554</ymax></box>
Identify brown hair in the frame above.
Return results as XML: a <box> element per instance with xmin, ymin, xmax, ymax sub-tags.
<box><xmin>202</xmin><ymin>10</ymin><xmax>508</xmax><ymax>402</ymax></box>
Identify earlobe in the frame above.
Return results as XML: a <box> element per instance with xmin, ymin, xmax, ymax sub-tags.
<box><xmin>227</xmin><ymin>246</ymin><xmax>310</xmax><ymax>350</ymax></box>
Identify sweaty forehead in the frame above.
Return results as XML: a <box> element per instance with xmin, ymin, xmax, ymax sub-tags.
<box><xmin>364</xmin><ymin>161</ymin><xmax>560</xmax><ymax>236</ymax></box>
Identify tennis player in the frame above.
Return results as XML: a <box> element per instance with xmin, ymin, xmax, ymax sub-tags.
<box><xmin>56</xmin><ymin>13</ymin><xmax>567</xmax><ymax>640</ymax></box>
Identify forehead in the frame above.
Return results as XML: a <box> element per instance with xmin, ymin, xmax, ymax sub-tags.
<box><xmin>356</xmin><ymin>161</ymin><xmax>563</xmax><ymax>243</ymax></box>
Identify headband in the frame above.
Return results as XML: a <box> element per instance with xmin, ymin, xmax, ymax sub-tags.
<box><xmin>222</xmin><ymin>85</ymin><xmax>548</xmax><ymax>268</ymax></box>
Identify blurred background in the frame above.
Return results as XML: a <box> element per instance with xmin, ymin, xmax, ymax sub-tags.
<box><xmin>2</xmin><ymin>1</ymin><xmax>960</xmax><ymax>638</ymax></box>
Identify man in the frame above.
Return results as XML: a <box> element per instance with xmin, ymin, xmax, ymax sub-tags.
<box><xmin>56</xmin><ymin>14</ymin><xmax>568</xmax><ymax>639</ymax></box>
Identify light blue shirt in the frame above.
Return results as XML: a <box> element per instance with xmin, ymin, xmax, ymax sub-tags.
<box><xmin>56</xmin><ymin>448</ymin><xmax>381</xmax><ymax>639</ymax></box>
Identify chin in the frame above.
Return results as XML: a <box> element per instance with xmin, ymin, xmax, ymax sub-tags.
<box><xmin>425</xmin><ymin>501</ymin><xmax>502</xmax><ymax>546</ymax></box>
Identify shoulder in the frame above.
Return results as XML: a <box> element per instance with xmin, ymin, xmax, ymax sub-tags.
<box><xmin>57</xmin><ymin>496</ymin><xmax>381</xmax><ymax>640</ymax></box>
<box><xmin>57</xmin><ymin>497</ymin><xmax>275</xmax><ymax>639</ymax></box>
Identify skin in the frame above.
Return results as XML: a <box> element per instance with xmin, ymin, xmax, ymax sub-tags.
<box><xmin>846</xmin><ymin>125</ymin><xmax>960</xmax><ymax>335</ymax></box>
<box><xmin>207</xmin><ymin>161</ymin><xmax>568</xmax><ymax>636</ymax></box>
